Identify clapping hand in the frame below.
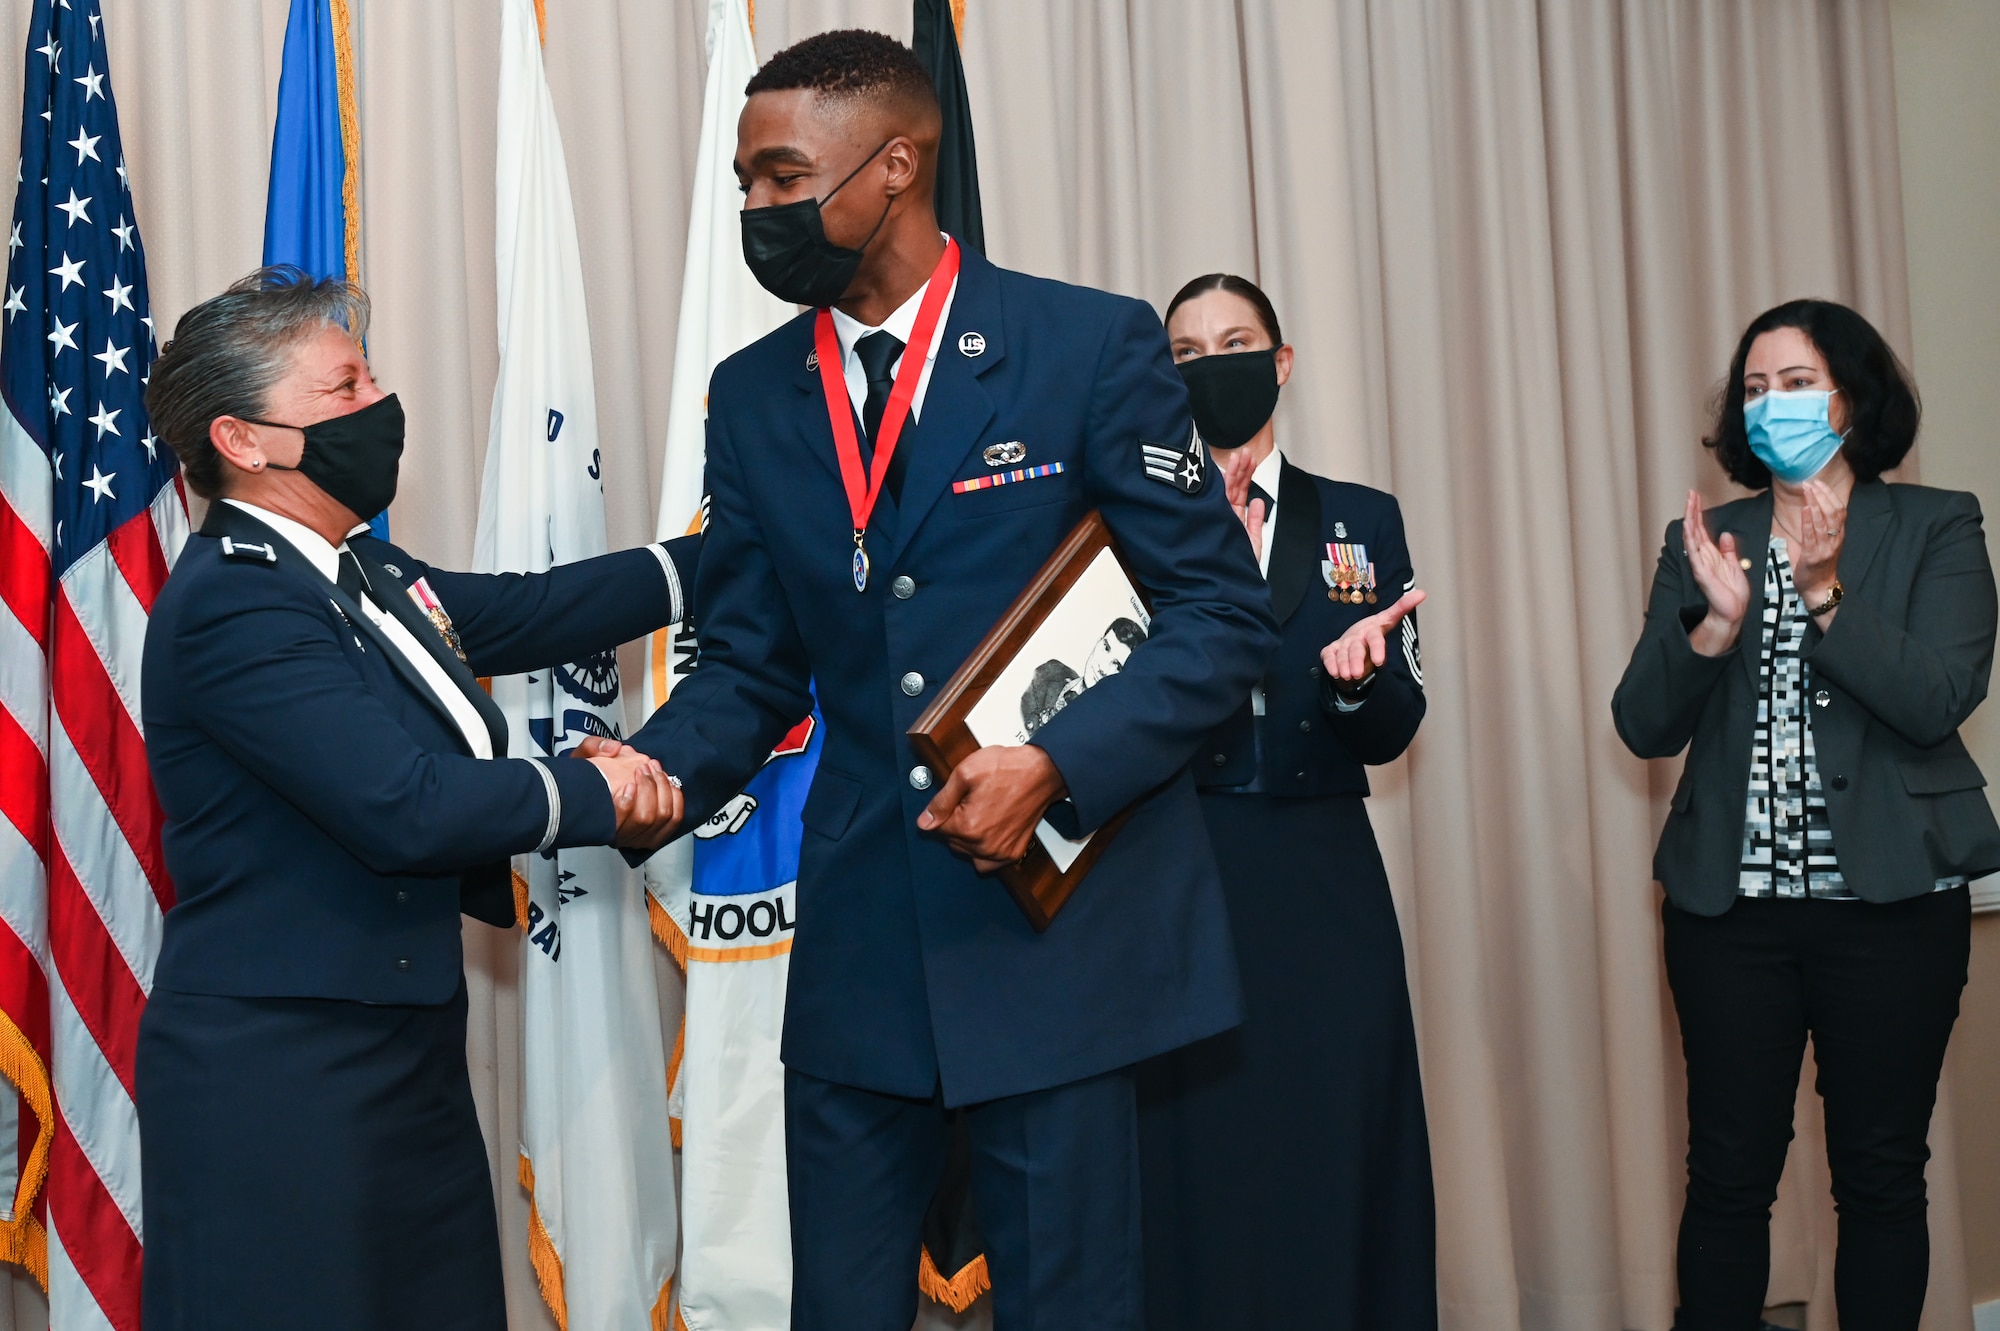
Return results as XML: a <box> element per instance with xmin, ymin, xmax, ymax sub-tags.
<box><xmin>1683</xmin><ymin>489</ymin><xmax>1751</xmax><ymax>656</ymax></box>
<box><xmin>1786</xmin><ymin>479</ymin><xmax>1847</xmax><ymax>618</ymax></box>
<box><xmin>572</xmin><ymin>735</ymin><xmax>684</xmax><ymax>850</ymax></box>
<box><xmin>1218</xmin><ymin>446</ymin><xmax>1267</xmax><ymax>557</ymax></box>
<box><xmin>1321</xmin><ymin>588</ymin><xmax>1426</xmax><ymax>689</ymax></box>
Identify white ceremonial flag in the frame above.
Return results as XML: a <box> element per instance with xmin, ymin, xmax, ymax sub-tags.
<box><xmin>640</xmin><ymin>2</ymin><xmax>798</xmax><ymax>1327</ymax></box>
<box><xmin>476</xmin><ymin>0</ymin><xmax>677</xmax><ymax>1325</ymax></box>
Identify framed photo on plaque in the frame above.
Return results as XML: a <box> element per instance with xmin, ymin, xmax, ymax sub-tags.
<box><xmin>907</xmin><ymin>510</ymin><xmax>1153</xmax><ymax>930</ymax></box>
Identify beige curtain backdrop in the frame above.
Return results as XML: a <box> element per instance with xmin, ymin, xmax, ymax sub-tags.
<box><xmin>0</xmin><ymin>2</ymin><xmax>1970</xmax><ymax>1328</ymax></box>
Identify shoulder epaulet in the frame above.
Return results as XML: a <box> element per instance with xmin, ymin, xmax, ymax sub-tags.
<box><xmin>217</xmin><ymin>535</ymin><xmax>279</xmax><ymax>565</ymax></box>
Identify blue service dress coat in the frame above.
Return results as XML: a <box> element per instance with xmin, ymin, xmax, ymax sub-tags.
<box><xmin>626</xmin><ymin>242</ymin><xmax>1279</xmax><ymax>1109</ymax></box>
<box><xmin>136</xmin><ymin>500</ymin><xmax>694</xmax><ymax>1331</ymax></box>
<box><xmin>1138</xmin><ymin>456</ymin><xmax>1439</xmax><ymax>1331</ymax></box>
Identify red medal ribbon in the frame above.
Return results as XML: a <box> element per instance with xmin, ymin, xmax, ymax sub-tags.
<box><xmin>813</xmin><ymin>238</ymin><xmax>962</xmax><ymax>589</ymax></box>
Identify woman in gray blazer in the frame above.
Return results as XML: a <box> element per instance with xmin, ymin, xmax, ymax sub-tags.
<box><xmin>1613</xmin><ymin>299</ymin><xmax>1998</xmax><ymax>1331</ymax></box>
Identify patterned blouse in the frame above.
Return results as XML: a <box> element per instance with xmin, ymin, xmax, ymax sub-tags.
<box><xmin>1736</xmin><ymin>537</ymin><xmax>1964</xmax><ymax>899</ymax></box>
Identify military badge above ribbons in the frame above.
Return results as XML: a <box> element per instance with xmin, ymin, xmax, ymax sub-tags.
<box><xmin>1322</xmin><ymin>542</ymin><xmax>1378</xmax><ymax>604</ymax></box>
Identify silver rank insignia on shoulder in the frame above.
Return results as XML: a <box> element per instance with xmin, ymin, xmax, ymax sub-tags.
<box><xmin>958</xmin><ymin>331</ymin><xmax>986</xmax><ymax>357</ymax></box>
<box><xmin>1141</xmin><ymin>423</ymin><xmax>1205</xmax><ymax>494</ymax></box>
<box><xmin>1334</xmin><ymin>522</ymin><xmax>1347</xmax><ymax>538</ymax></box>
<box><xmin>218</xmin><ymin>536</ymin><xmax>277</xmax><ymax>564</ymax></box>
<box><xmin>983</xmin><ymin>440</ymin><xmax>1026</xmax><ymax>467</ymax></box>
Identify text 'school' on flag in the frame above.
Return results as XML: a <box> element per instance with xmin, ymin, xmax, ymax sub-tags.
<box><xmin>644</xmin><ymin>1</ymin><xmax>799</xmax><ymax>1323</ymax></box>
<box><xmin>0</xmin><ymin>2</ymin><xmax>188</xmax><ymax>1328</ymax></box>
<box><xmin>476</xmin><ymin>0</ymin><xmax>678</xmax><ymax>1326</ymax></box>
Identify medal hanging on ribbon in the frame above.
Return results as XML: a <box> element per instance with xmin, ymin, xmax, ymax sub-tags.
<box><xmin>813</xmin><ymin>238</ymin><xmax>963</xmax><ymax>593</ymax></box>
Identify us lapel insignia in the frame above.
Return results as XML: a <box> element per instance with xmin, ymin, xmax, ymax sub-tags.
<box><xmin>805</xmin><ymin>349</ymin><xmax>818</xmax><ymax>372</ymax></box>
<box><xmin>407</xmin><ymin>576</ymin><xmax>467</xmax><ymax>662</ymax></box>
<box><xmin>1333</xmin><ymin>522</ymin><xmax>1347</xmax><ymax>538</ymax></box>
<box><xmin>983</xmin><ymin>440</ymin><xmax>1026</xmax><ymax>467</ymax></box>
<box><xmin>958</xmin><ymin>331</ymin><xmax>986</xmax><ymax>357</ymax></box>
<box><xmin>382</xmin><ymin>562</ymin><xmax>403</xmax><ymax>578</ymax></box>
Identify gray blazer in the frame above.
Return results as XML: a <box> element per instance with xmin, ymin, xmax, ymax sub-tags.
<box><xmin>1613</xmin><ymin>481</ymin><xmax>2000</xmax><ymax>915</ymax></box>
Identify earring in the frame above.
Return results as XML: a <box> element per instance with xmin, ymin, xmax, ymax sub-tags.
<box><xmin>251</xmin><ymin>459</ymin><xmax>264</xmax><ymax>470</ymax></box>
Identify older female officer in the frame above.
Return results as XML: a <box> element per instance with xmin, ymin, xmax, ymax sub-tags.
<box><xmin>136</xmin><ymin>267</ymin><xmax>691</xmax><ymax>1331</ymax></box>
<box><xmin>1614</xmin><ymin>299</ymin><xmax>1997</xmax><ymax>1331</ymax></box>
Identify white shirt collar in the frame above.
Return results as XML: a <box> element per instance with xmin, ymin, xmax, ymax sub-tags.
<box><xmin>222</xmin><ymin>498</ymin><xmax>369</xmax><ymax>582</ymax></box>
<box><xmin>1251</xmin><ymin>446</ymin><xmax>1284</xmax><ymax>502</ymax></box>
<box><xmin>828</xmin><ymin>272</ymin><xmax>957</xmax><ymax>363</ymax></box>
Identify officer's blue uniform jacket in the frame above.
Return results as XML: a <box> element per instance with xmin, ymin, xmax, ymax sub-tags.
<box><xmin>627</xmin><ymin>243</ymin><xmax>1280</xmax><ymax>1106</ymax></box>
<box><xmin>1197</xmin><ymin>458</ymin><xmax>1425</xmax><ymax>790</ymax></box>
<box><xmin>143</xmin><ymin>502</ymin><xmax>697</xmax><ymax>1003</ymax></box>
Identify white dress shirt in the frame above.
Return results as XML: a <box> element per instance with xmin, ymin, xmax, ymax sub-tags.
<box><xmin>223</xmin><ymin>499</ymin><xmax>494</xmax><ymax>760</ymax></box>
<box><xmin>827</xmin><ymin>260</ymin><xmax>960</xmax><ymax>428</ymax></box>
<box><xmin>1250</xmin><ymin>445</ymin><xmax>1283</xmax><ymax>579</ymax></box>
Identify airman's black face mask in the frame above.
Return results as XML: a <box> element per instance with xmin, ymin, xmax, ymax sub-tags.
<box><xmin>1177</xmin><ymin>350</ymin><xmax>1280</xmax><ymax>452</ymax></box>
<box><xmin>740</xmin><ymin>140</ymin><xmax>893</xmax><ymax>308</ymax></box>
<box><xmin>248</xmin><ymin>392</ymin><xmax>405</xmax><ymax>522</ymax></box>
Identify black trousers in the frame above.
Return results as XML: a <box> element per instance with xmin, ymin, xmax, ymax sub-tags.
<box><xmin>785</xmin><ymin>1064</ymin><xmax>1142</xmax><ymax>1331</ymax></box>
<box><xmin>1663</xmin><ymin>889</ymin><xmax>1969</xmax><ymax>1331</ymax></box>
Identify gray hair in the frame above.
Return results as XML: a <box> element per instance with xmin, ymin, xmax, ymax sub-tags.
<box><xmin>144</xmin><ymin>266</ymin><xmax>372</xmax><ymax>498</ymax></box>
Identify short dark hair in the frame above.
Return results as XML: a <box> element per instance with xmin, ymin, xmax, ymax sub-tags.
<box><xmin>745</xmin><ymin>29</ymin><xmax>939</xmax><ymax>121</ymax></box>
<box><xmin>1106</xmin><ymin>617</ymin><xmax>1147</xmax><ymax>648</ymax></box>
<box><xmin>1703</xmin><ymin>299</ymin><xmax>1919</xmax><ymax>488</ymax></box>
<box><xmin>1165</xmin><ymin>273</ymin><xmax>1284</xmax><ymax>346</ymax></box>
<box><xmin>145</xmin><ymin>266</ymin><xmax>370</xmax><ymax>498</ymax></box>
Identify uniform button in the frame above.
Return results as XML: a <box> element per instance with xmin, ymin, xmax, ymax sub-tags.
<box><xmin>395</xmin><ymin>890</ymin><xmax>409</xmax><ymax>904</ymax></box>
<box><xmin>909</xmin><ymin>765</ymin><xmax>933</xmax><ymax>791</ymax></box>
<box><xmin>395</xmin><ymin>958</ymin><xmax>411</xmax><ymax>971</ymax></box>
<box><xmin>1212</xmin><ymin>753</ymin><xmax>1228</xmax><ymax>767</ymax></box>
<box><xmin>892</xmin><ymin>575</ymin><xmax>916</xmax><ymax>600</ymax></box>
<box><xmin>1298</xmin><ymin>719</ymin><xmax>1312</xmax><ymax>733</ymax></box>
<box><xmin>1309</xmin><ymin>664</ymin><xmax>1322</xmax><ymax>678</ymax></box>
<box><xmin>901</xmin><ymin>672</ymin><xmax>925</xmax><ymax>697</ymax></box>
<box><xmin>1295</xmin><ymin>771</ymin><xmax>1307</xmax><ymax>782</ymax></box>
<box><xmin>1831</xmin><ymin>774</ymin><xmax>1848</xmax><ymax>791</ymax></box>
<box><xmin>1814</xmin><ymin>689</ymin><xmax>1831</xmax><ymax>708</ymax></box>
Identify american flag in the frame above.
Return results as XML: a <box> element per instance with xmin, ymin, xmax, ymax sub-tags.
<box><xmin>0</xmin><ymin>1</ymin><xmax>186</xmax><ymax>1327</ymax></box>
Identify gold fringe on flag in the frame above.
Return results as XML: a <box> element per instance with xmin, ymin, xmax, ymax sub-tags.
<box><xmin>514</xmin><ymin>867</ymin><xmax>532</xmax><ymax>932</ymax></box>
<box><xmin>0</xmin><ymin>1008</ymin><xmax>51</xmax><ymax>1289</ymax></box>
<box><xmin>650</xmin><ymin>1275</ymin><xmax>675</xmax><ymax>1331</ymax></box>
<box><xmin>648</xmin><ymin>891</ymin><xmax>689</xmax><ymax>968</ymax></box>
<box><xmin>329</xmin><ymin>0</ymin><xmax>362</xmax><ymax>288</ymax></box>
<box><xmin>533</xmin><ymin>0</ymin><xmax>547</xmax><ymax>46</ymax></box>
<box><xmin>918</xmin><ymin>1247</ymin><xmax>990</xmax><ymax>1313</ymax></box>
<box><xmin>951</xmin><ymin>0</ymin><xmax>966</xmax><ymax>42</ymax></box>
<box><xmin>519</xmin><ymin>1154</ymin><xmax>570</xmax><ymax>1329</ymax></box>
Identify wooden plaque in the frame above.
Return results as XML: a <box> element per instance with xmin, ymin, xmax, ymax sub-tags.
<box><xmin>907</xmin><ymin>510</ymin><xmax>1153</xmax><ymax>931</ymax></box>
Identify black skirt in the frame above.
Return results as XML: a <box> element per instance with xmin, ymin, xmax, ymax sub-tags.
<box><xmin>137</xmin><ymin>979</ymin><xmax>505</xmax><ymax>1331</ymax></box>
<box><xmin>1138</xmin><ymin>793</ymin><xmax>1437</xmax><ymax>1330</ymax></box>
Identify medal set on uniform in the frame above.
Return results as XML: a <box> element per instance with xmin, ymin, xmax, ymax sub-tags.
<box><xmin>812</xmin><ymin>238</ymin><xmax>963</xmax><ymax>593</ymax></box>
<box><xmin>1323</xmin><ymin>542</ymin><xmax>1377</xmax><ymax>604</ymax></box>
<box><xmin>405</xmin><ymin>576</ymin><xmax>467</xmax><ymax>662</ymax></box>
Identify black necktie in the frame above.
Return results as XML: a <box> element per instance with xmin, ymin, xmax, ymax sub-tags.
<box><xmin>336</xmin><ymin>548</ymin><xmax>371</xmax><ymax>604</ymax></box>
<box><xmin>855</xmin><ymin>330</ymin><xmax>909</xmax><ymax>501</ymax></box>
<box><xmin>1248</xmin><ymin>481</ymin><xmax>1276</xmax><ymax>515</ymax></box>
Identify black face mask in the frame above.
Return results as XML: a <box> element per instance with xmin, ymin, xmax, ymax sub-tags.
<box><xmin>1177</xmin><ymin>349</ymin><xmax>1281</xmax><ymax>452</ymax></box>
<box><xmin>249</xmin><ymin>392</ymin><xmax>406</xmax><ymax>521</ymax></box>
<box><xmin>740</xmin><ymin>140</ymin><xmax>894</xmax><ymax>308</ymax></box>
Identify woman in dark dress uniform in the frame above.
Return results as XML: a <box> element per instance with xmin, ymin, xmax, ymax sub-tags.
<box><xmin>136</xmin><ymin>269</ymin><xmax>691</xmax><ymax>1330</ymax></box>
<box><xmin>1137</xmin><ymin>274</ymin><xmax>1438</xmax><ymax>1330</ymax></box>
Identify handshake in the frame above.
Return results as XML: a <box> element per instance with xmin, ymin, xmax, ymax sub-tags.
<box><xmin>571</xmin><ymin>735</ymin><xmax>685</xmax><ymax>850</ymax></box>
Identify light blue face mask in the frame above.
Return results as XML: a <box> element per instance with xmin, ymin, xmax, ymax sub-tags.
<box><xmin>1744</xmin><ymin>389</ymin><xmax>1845</xmax><ymax>485</ymax></box>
